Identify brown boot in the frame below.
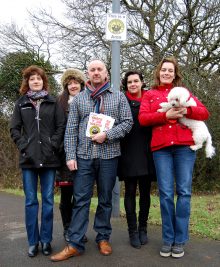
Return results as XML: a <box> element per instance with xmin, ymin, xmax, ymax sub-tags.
<box><xmin>50</xmin><ymin>245</ymin><xmax>81</xmax><ymax>262</ymax></box>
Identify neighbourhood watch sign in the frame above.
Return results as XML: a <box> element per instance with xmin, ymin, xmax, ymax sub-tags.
<box><xmin>106</xmin><ymin>13</ymin><xmax>127</xmax><ymax>41</ymax></box>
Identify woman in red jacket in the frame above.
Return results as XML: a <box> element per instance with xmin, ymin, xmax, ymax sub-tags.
<box><xmin>139</xmin><ymin>57</ymin><xmax>209</xmax><ymax>258</ymax></box>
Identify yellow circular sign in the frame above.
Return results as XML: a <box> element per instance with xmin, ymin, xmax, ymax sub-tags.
<box><xmin>89</xmin><ymin>125</ymin><xmax>100</xmax><ymax>136</ymax></box>
<box><xmin>108</xmin><ymin>19</ymin><xmax>125</xmax><ymax>34</ymax></box>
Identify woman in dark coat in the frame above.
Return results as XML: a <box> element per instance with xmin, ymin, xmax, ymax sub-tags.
<box><xmin>56</xmin><ymin>68</ymin><xmax>87</xmax><ymax>243</ymax></box>
<box><xmin>10</xmin><ymin>65</ymin><xmax>66</xmax><ymax>257</ymax></box>
<box><xmin>118</xmin><ymin>70</ymin><xmax>156</xmax><ymax>249</ymax></box>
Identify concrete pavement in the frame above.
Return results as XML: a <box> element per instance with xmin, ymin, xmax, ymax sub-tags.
<box><xmin>0</xmin><ymin>191</ymin><xmax>219</xmax><ymax>267</ymax></box>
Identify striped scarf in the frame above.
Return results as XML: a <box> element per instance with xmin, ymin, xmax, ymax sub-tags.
<box><xmin>86</xmin><ymin>81</ymin><xmax>111</xmax><ymax>113</ymax></box>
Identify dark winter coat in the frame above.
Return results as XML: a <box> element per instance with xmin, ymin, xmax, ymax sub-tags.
<box><xmin>10</xmin><ymin>94</ymin><xmax>66</xmax><ymax>168</ymax></box>
<box><xmin>118</xmin><ymin>97</ymin><xmax>156</xmax><ymax>181</ymax></box>
<box><xmin>55</xmin><ymin>109</ymin><xmax>75</xmax><ymax>184</ymax></box>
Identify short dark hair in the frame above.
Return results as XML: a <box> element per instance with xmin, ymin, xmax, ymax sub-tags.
<box><xmin>121</xmin><ymin>70</ymin><xmax>146</xmax><ymax>91</ymax></box>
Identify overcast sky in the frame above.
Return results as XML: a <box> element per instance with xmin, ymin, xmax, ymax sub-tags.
<box><xmin>0</xmin><ymin>0</ymin><xmax>64</xmax><ymax>26</ymax></box>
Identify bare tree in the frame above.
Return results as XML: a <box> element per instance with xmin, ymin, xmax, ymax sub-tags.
<box><xmin>27</xmin><ymin>0</ymin><xmax>220</xmax><ymax>75</ymax></box>
<box><xmin>28</xmin><ymin>0</ymin><xmax>111</xmax><ymax>70</ymax></box>
<box><xmin>0</xmin><ymin>19</ymin><xmax>65</xmax><ymax>69</ymax></box>
<box><xmin>1</xmin><ymin>0</ymin><xmax>219</xmax><ymax>75</ymax></box>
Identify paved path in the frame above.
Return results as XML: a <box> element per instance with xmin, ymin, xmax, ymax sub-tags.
<box><xmin>0</xmin><ymin>191</ymin><xmax>219</xmax><ymax>267</ymax></box>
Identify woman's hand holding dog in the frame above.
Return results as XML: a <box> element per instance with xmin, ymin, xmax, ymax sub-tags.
<box><xmin>166</xmin><ymin>107</ymin><xmax>187</xmax><ymax>119</ymax></box>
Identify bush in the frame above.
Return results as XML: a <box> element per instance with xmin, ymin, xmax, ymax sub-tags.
<box><xmin>183</xmin><ymin>70</ymin><xmax>220</xmax><ymax>191</ymax></box>
<box><xmin>0</xmin><ymin>115</ymin><xmax>23</xmax><ymax>188</ymax></box>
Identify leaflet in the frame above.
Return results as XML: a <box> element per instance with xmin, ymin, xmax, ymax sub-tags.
<box><xmin>86</xmin><ymin>112</ymin><xmax>115</xmax><ymax>137</ymax></box>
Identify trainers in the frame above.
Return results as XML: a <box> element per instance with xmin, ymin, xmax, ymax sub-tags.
<box><xmin>160</xmin><ymin>243</ymin><xmax>172</xmax><ymax>257</ymax></box>
<box><xmin>172</xmin><ymin>244</ymin><xmax>184</xmax><ymax>258</ymax></box>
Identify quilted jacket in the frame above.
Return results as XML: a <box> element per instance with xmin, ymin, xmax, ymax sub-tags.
<box><xmin>138</xmin><ymin>84</ymin><xmax>209</xmax><ymax>151</ymax></box>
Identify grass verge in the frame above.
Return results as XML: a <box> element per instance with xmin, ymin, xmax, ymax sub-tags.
<box><xmin>2</xmin><ymin>188</ymin><xmax>220</xmax><ymax>240</ymax></box>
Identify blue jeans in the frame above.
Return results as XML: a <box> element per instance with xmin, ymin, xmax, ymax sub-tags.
<box><xmin>22</xmin><ymin>168</ymin><xmax>56</xmax><ymax>246</ymax></box>
<box><xmin>153</xmin><ymin>146</ymin><xmax>196</xmax><ymax>245</ymax></box>
<box><xmin>67</xmin><ymin>157</ymin><xmax>118</xmax><ymax>252</ymax></box>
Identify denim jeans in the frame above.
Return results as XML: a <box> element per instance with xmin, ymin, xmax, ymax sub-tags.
<box><xmin>153</xmin><ymin>146</ymin><xmax>196</xmax><ymax>245</ymax></box>
<box><xmin>67</xmin><ymin>157</ymin><xmax>118</xmax><ymax>252</ymax></box>
<box><xmin>22</xmin><ymin>168</ymin><xmax>56</xmax><ymax>246</ymax></box>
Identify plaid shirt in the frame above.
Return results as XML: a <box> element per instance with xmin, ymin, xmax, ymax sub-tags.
<box><xmin>64</xmin><ymin>87</ymin><xmax>133</xmax><ymax>160</ymax></box>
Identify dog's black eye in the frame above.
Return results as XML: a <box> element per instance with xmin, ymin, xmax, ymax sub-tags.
<box><xmin>176</xmin><ymin>98</ymin><xmax>179</xmax><ymax>101</ymax></box>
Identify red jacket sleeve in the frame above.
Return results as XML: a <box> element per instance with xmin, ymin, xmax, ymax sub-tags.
<box><xmin>186</xmin><ymin>94</ymin><xmax>210</xmax><ymax>121</ymax></box>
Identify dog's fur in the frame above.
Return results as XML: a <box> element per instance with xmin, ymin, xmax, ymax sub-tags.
<box><xmin>157</xmin><ymin>87</ymin><xmax>215</xmax><ymax>158</ymax></box>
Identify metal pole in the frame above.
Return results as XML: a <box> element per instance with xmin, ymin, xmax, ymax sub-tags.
<box><xmin>111</xmin><ymin>0</ymin><xmax>121</xmax><ymax>218</ymax></box>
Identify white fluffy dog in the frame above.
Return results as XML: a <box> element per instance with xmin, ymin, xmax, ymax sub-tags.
<box><xmin>158</xmin><ymin>87</ymin><xmax>215</xmax><ymax>158</ymax></box>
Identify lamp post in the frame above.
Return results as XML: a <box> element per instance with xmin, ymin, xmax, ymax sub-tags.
<box><xmin>111</xmin><ymin>0</ymin><xmax>121</xmax><ymax>218</ymax></box>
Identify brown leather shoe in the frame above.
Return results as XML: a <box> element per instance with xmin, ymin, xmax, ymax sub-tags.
<box><xmin>98</xmin><ymin>241</ymin><xmax>112</xmax><ymax>256</ymax></box>
<box><xmin>50</xmin><ymin>245</ymin><xmax>81</xmax><ymax>262</ymax></box>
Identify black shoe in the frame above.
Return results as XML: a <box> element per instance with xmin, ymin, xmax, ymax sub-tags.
<box><xmin>28</xmin><ymin>244</ymin><xmax>38</xmax><ymax>257</ymax></box>
<box><xmin>64</xmin><ymin>231</ymin><xmax>70</xmax><ymax>242</ymax></box>
<box><xmin>129</xmin><ymin>231</ymin><xmax>141</xmax><ymax>249</ymax></box>
<box><xmin>139</xmin><ymin>229</ymin><xmax>148</xmax><ymax>245</ymax></box>
<box><xmin>41</xmin><ymin>242</ymin><xmax>52</xmax><ymax>256</ymax></box>
<box><xmin>82</xmin><ymin>235</ymin><xmax>88</xmax><ymax>243</ymax></box>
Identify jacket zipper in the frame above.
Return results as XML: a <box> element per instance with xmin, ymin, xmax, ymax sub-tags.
<box><xmin>35</xmin><ymin>100</ymin><xmax>42</xmax><ymax>133</ymax></box>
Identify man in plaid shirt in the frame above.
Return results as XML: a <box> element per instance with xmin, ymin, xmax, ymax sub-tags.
<box><xmin>51</xmin><ymin>60</ymin><xmax>133</xmax><ymax>262</ymax></box>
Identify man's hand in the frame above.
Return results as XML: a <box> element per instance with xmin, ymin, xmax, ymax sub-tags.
<box><xmin>66</xmin><ymin>159</ymin><xmax>77</xmax><ymax>171</ymax></box>
<box><xmin>91</xmin><ymin>132</ymin><xmax>107</xmax><ymax>144</ymax></box>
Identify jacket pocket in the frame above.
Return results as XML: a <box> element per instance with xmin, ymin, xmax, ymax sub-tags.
<box><xmin>151</xmin><ymin>126</ymin><xmax>165</xmax><ymax>147</ymax></box>
<box><xmin>41</xmin><ymin>135</ymin><xmax>55</xmax><ymax>160</ymax></box>
<box><xmin>17</xmin><ymin>136</ymin><xmax>28</xmax><ymax>152</ymax></box>
<box><xmin>20</xmin><ymin>138</ymin><xmax>35</xmax><ymax>164</ymax></box>
<box><xmin>176</xmin><ymin>124</ymin><xmax>193</xmax><ymax>142</ymax></box>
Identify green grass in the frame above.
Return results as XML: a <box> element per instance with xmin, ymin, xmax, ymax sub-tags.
<box><xmin>2</xmin><ymin>188</ymin><xmax>220</xmax><ymax>240</ymax></box>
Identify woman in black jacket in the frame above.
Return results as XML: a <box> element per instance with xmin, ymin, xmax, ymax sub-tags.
<box><xmin>118</xmin><ymin>70</ymin><xmax>156</xmax><ymax>249</ymax></box>
<box><xmin>56</xmin><ymin>68</ymin><xmax>87</xmax><ymax>243</ymax></box>
<box><xmin>10</xmin><ymin>65</ymin><xmax>65</xmax><ymax>257</ymax></box>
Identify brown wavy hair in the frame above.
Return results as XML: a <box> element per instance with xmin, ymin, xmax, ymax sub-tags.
<box><xmin>153</xmin><ymin>57</ymin><xmax>183</xmax><ymax>87</ymax></box>
<box><xmin>19</xmin><ymin>65</ymin><xmax>49</xmax><ymax>95</ymax></box>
